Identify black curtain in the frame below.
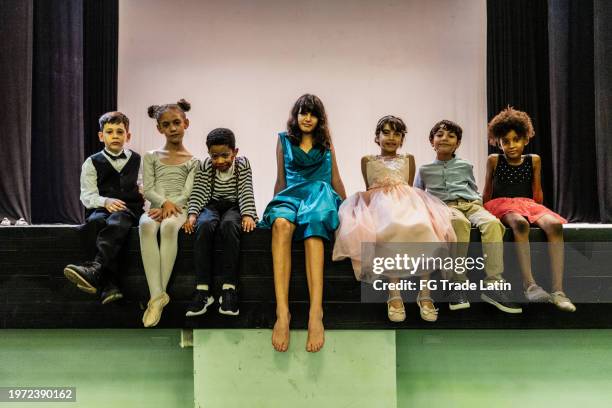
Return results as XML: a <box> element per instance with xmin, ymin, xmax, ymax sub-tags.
<box><xmin>0</xmin><ymin>0</ymin><xmax>119</xmax><ymax>224</ymax></box>
<box><xmin>488</xmin><ymin>0</ymin><xmax>612</xmax><ymax>222</ymax></box>
<box><xmin>31</xmin><ymin>0</ymin><xmax>85</xmax><ymax>224</ymax></box>
<box><xmin>548</xmin><ymin>0</ymin><xmax>599</xmax><ymax>222</ymax></box>
<box><xmin>487</xmin><ymin>0</ymin><xmax>554</xmax><ymax>209</ymax></box>
<box><xmin>83</xmin><ymin>0</ymin><xmax>119</xmax><ymax>158</ymax></box>
<box><xmin>0</xmin><ymin>0</ymin><xmax>33</xmax><ymax>223</ymax></box>
<box><xmin>593</xmin><ymin>0</ymin><xmax>612</xmax><ymax>222</ymax></box>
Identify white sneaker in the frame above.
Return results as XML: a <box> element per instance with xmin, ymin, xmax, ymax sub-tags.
<box><xmin>0</xmin><ymin>218</ymin><xmax>10</xmax><ymax>226</ymax></box>
<box><xmin>15</xmin><ymin>218</ymin><xmax>28</xmax><ymax>226</ymax></box>
<box><xmin>524</xmin><ymin>284</ymin><xmax>551</xmax><ymax>302</ymax></box>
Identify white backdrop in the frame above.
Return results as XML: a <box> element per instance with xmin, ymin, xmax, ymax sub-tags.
<box><xmin>118</xmin><ymin>0</ymin><xmax>487</xmax><ymax>216</ymax></box>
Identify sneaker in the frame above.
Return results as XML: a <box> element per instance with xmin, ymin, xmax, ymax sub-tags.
<box><xmin>14</xmin><ymin>218</ymin><xmax>28</xmax><ymax>226</ymax></box>
<box><xmin>524</xmin><ymin>284</ymin><xmax>551</xmax><ymax>303</ymax></box>
<box><xmin>100</xmin><ymin>282</ymin><xmax>124</xmax><ymax>305</ymax></box>
<box><xmin>63</xmin><ymin>261</ymin><xmax>102</xmax><ymax>294</ymax></box>
<box><xmin>185</xmin><ymin>290</ymin><xmax>214</xmax><ymax>317</ymax></box>
<box><xmin>218</xmin><ymin>288</ymin><xmax>240</xmax><ymax>316</ymax></box>
<box><xmin>481</xmin><ymin>281</ymin><xmax>522</xmax><ymax>314</ymax></box>
<box><xmin>446</xmin><ymin>289</ymin><xmax>471</xmax><ymax>311</ymax></box>
<box><xmin>0</xmin><ymin>218</ymin><xmax>10</xmax><ymax>226</ymax></box>
<box><xmin>550</xmin><ymin>291</ymin><xmax>576</xmax><ymax>312</ymax></box>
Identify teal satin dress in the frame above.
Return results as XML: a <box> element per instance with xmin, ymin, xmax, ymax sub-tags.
<box><xmin>259</xmin><ymin>132</ymin><xmax>342</xmax><ymax>241</ymax></box>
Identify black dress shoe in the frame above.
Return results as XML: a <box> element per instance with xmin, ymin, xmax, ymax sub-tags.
<box><xmin>63</xmin><ymin>261</ymin><xmax>102</xmax><ymax>294</ymax></box>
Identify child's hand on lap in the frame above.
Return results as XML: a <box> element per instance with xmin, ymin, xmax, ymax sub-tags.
<box><xmin>104</xmin><ymin>198</ymin><xmax>127</xmax><ymax>213</ymax></box>
<box><xmin>148</xmin><ymin>208</ymin><xmax>163</xmax><ymax>221</ymax></box>
<box><xmin>162</xmin><ymin>200</ymin><xmax>182</xmax><ymax>218</ymax></box>
<box><xmin>183</xmin><ymin>214</ymin><xmax>197</xmax><ymax>234</ymax></box>
<box><xmin>242</xmin><ymin>215</ymin><xmax>256</xmax><ymax>232</ymax></box>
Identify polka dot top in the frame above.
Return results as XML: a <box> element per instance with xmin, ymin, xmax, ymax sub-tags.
<box><xmin>491</xmin><ymin>154</ymin><xmax>533</xmax><ymax>199</ymax></box>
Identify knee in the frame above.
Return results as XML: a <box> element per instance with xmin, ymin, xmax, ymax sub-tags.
<box><xmin>511</xmin><ymin>218</ymin><xmax>530</xmax><ymax>236</ymax></box>
<box><xmin>196</xmin><ymin>218</ymin><xmax>217</xmax><ymax>237</ymax></box>
<box><xmin>139</xmin><ymin>218</ymin><xmax>158</xmax><ymax>236</ymax></box>
<box><xmin>220</xmin><ymin>219</ymin><xmax>240</xmax><ymax>235</ymax></box>
<box><xmin>542</xmin><ymin>221</ymin><xmax>563</xmax><ymax>237</ymax></box>
<box><xmin>481</xmin><ymin>219</ymin><xmax>505</xmax><ymax>238</ymax></box>
<box><xmin>272</xmin><ymin>218</ymin><xmax>294</xmax><ymax>236</ymax></box>
<box><xmin>87</xmin><ymin>214</ymin><xmax>107</xmax><ymax>229</ymax></box>
<box><xmin>160</xmin><ymin>220</ymin><xmax>180</xmax><ymax>240</ymax></box>
<box><xmin>451</xmin><ymin>217</ymin><xmax>471</xmax><ymax>235</ymax></box>
<box><xmin>109</xmin><ymin>212</ymin><xmax>133</xmax><ymax>229</ymax></box>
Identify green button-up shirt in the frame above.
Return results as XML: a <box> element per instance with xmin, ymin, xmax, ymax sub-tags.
<box><xmin>414</xmin><ymin>157</ymin><xmax>481</xmax><ymax>203</ymax></box>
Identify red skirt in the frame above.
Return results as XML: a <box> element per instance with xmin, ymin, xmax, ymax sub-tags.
<box><xmin>484</xmin><ymin>197</ymin><xmax>567</xmax><ymax>224</ymax></box>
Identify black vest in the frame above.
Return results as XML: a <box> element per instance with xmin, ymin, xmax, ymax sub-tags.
<box><xmin>89</xmin><ymin>151</ymin><xmax>144</xmax><ymax>216</ymax></box>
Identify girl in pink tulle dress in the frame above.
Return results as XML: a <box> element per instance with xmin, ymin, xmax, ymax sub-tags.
<box><xmin>333</xmin><ymin>116</ymin><xmax>456</xmax><ymax>323</ymax></box>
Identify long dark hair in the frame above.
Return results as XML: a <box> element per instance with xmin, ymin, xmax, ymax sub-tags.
<box><xmin>286</xmin><ymin>94</ymin><xmax>331</xmax><ymax>150</ymax></box>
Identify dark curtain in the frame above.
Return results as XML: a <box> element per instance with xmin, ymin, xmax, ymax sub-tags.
<box><xmin>83</xmin><ymin>0</ymin><xmax>119</xmax><ymax>158</ymax></box>
<box><xmin>31</xmin><ymin>0</ymin><xmax>85</xmax><ymax>224</ymax></box>
<box><xmin>488</xmin><ymin>0</ymin><xmax>611</xmax><ymax>222</ymax></box>
<box><xmin>0</xmin><ymin>0</ymin><xmax>33</xmax><ymax>222</ymax></box>
<box><xmin>593</xmin><ymin>0</ymin><xmax>612</xmax><ymax>222</ymax></box>
<box><xmin>1</xmin><ymin>0</ymin><xmax>119</xmax><ymax>224</ymax></box>
<box><xmin>487</xmin><ymin>0</ymin><xmax>554</xmax><ymax>209</ymax></box>
<box><xmin>548</xmin><ymin>0</ymin><xmax>600</xmax><ymax>222</ymax></box>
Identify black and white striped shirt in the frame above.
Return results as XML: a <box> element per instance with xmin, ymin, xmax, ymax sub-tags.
<box><xmin>187</xmin><ymin>156</ymin><xmax>258</xmax><ymax>221</ymax></box>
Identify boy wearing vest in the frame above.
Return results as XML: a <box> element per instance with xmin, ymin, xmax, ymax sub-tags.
<box><xmin>64</xmin><ymin>112</ymin><xmax>144</xmax><ymax>304</ymax></box>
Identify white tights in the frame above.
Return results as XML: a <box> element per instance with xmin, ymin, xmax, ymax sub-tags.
<box><xmin>139</xmin><ymin>212</ymin><xmax>187</xmax><ymax>299</ymax></box>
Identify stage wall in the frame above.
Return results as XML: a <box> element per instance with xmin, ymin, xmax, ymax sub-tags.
<box><xmin>118</xmin><ymin>0</ymin><xmax>487</xmax><ymax>216</ymax></box>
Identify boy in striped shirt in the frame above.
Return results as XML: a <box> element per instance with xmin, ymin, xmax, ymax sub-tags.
<box><xmin>183</xmin><ymin>128</ymin><xmax>257</xmax><ymax>317</ymax></box>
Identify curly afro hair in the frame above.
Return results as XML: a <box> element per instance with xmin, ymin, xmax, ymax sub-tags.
<box><xmin>487</xmin><ymin>107</ymin><xmax>535</xmax><ymax>146</ymax></box>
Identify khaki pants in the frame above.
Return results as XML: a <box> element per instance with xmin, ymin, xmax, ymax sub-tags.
<box><xmin>447</xmin><ymin>199</ymin><xmax>505</xmax><ymax>282</ymax></box>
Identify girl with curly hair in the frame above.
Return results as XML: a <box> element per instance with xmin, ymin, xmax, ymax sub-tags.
<box><xmin>483</xmin><ymin>107</ymin><xmax>575</xmax><ymax>312</ymax></box>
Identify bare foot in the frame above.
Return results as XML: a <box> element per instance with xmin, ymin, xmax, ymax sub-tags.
<box><xmin>272</xmin><ymin>312</ymin><xmax>291</xmax><ymax>352</ymax></box>
<box><xmin>306</xmin><ymin>313</ymin><xmax>325</xmax><ymax>353</ymax></box>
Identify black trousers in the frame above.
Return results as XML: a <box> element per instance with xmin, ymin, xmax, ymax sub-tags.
<box><xmin>83</xmin><ymin>209</ymin><xmax>138</xmax><ymax>281</ymax></box>
<box><xmin>194</xmin><ymin>199</ymin><xmax>242</xmax><ymax>286</ymax></box>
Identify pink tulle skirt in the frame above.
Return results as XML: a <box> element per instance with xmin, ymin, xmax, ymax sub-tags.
<box><xmin>484</xmin><ymin>197</ymin><xmax>567</xmax><ymax>224</ymax></box>
<box><xmin>332</xmin><ymin>184</ymin><xmax>456</xmax><ymax>281</ymax></box>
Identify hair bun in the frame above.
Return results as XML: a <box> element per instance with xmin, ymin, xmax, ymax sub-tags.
<box><xmin>147</xmin><ymin>105</ymin><xmax>160</xmax><ymax>118</ymax></box>
<box><xmin>177</xmin><ymin>99</ymin><xmax>191</xmax><ymax>112</ymax></box>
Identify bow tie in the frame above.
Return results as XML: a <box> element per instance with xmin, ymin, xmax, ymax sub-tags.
<box><xmin>106</xmin><ymin>151</ymin><xmax>127</xmax><ymax>161</ymax></box>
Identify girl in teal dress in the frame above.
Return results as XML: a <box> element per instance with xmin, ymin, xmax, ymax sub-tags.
<box><xmin>260</xmin><ymin>94</ymin><xmax>346</xmax><ymax>353</ymax></box>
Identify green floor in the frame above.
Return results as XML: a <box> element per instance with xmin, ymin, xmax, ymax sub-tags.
<box><xmin>397</xmin><ymin>330</ymin><xmax>612</xmax><ymax>408</ymax></box>
<box><xmin>0</xmin><ymin>330</ymin><xmax>193</xmax><ymax>408</ymax></box>
<box><xmin>1</xmin><ymin>329</ymin><xmax>611</xmax><ymax>407</ymax></box>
